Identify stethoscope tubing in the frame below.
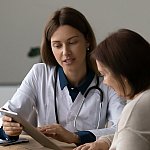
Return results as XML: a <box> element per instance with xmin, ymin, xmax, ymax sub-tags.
<box><xmin>54</xmin><ymin>66</ymin><xmax>103</xmax><ymax>131</ymax></box>
<box><xmin>74</xmin><ymin>76</ymin><xmax>103</xmax><ymax>131</ymax></box>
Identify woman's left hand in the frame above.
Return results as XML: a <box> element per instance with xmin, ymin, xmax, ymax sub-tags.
<box><xmin>37</xmin><ymin>123</ymin><xmax>79</xmax><ymax>144</ymax></box>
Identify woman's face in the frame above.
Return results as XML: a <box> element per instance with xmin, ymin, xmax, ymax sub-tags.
<box><xmin>96</xmin><ymin>60</ymin><xmax>131</xmax><ymax>98</ymax></box>
<box><xmin>51</xmin><ymin>25</ymin><xmax>89</xmax><ymax>73</ymax></box>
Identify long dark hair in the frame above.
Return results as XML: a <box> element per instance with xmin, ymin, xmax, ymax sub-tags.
<box><xmin>41</xmin><ymin>7</ymin><xmax>97</xmax><ymax>71</ymax></box>
<box><xmin>92</xmin><ymin>29</ymin><xmax>150</xmax><ymax>98</ymax></box>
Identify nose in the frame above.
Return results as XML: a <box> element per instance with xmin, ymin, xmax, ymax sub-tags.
<box><xmin>62</xmin><ymin>44</ymin><xmax>71</xmax><ymax>56</ymax></box>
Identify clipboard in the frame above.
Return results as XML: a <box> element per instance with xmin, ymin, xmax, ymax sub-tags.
<box><xmin>0</xmin><ymin>108</ymin><xmax>62</xmax><ymax>150</ymax></box>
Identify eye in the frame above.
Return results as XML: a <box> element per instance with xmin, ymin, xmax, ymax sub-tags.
<box><xmin>100</xmin><ymin>73</ymin><xmax>105</xmax><ymax>77</ymax></box>
<box><xmin>68</xmin><ymin>39</ymin><xmax>78</xmax><ymax>44</ymax></box>
<box><xmin>52</xmin><ymin>43</ymin><xmax>62</xmax><ymax>49</ymax></box>
<box><xmin>69</xmin><ymin>41</ymin><xmax>76</xmax><ymax>44</ymax></box>
<box><xmin>99</xmin><ymin>71</ymin><xmax>105</xmax><ymax>77</ymax></box>
<box><xmin>100</xmin><ymin>74</ymin><xmax>104</xmax><ymax>77</ymax></box>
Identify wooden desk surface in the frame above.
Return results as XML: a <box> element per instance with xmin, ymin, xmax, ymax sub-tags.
<box><xmin>0</xmin><ymin>135</ymin><xmax>76</xmax><ymax>150</ymax></box>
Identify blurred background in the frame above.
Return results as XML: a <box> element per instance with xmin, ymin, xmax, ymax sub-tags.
<box><xmin>0</xmin><ymin>0</ymin><xmax>150</xmax><ymax>106</ymax></box>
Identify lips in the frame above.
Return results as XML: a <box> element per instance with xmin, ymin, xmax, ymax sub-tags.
<box><xmin>63</xmin><ymin>58</ymin><xmax>75</xmax><ymax>64</ymax></box>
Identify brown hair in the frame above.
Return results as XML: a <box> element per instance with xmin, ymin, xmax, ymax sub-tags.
<box><xmin>41</xmin><ymin>7</ymin><xmax>97</xmax><ymax>71</ymax></box>
<box><xmin>92</xmin><ymin>29</ymin><xmax>150</xmax><ymax>98</ymax></box>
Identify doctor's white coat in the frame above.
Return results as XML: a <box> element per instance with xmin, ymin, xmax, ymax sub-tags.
<box><xmin>2</xmin><ymin>63</ymin><xmax>126</xmax><ymax>139</ymax></box>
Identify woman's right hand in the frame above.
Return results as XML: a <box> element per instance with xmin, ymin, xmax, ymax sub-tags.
<box><xmin>73</xmin><ymin>139</ymin><xmax>110</xmax><ymax>150</ymax></box>
<box><xmin>2</xmin><ymin>115</ymin><xmax>23</xmax><ymax>136</ymax></box>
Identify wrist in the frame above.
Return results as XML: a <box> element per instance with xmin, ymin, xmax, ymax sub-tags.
<box><xmin>72</xmin><ymin>133</ymin><xmax>80</xmax><ymax>144</ymax></box>
<box><xmin>97</xmin><ymin>139</ymin><xmax>110</xmax><ymax>150</ymax></box>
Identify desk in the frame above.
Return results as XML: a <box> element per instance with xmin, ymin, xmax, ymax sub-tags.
<box><xmin>0</xmin><ymin>135</ymin><xmax>76</xmax><ymax>150</ymax></box>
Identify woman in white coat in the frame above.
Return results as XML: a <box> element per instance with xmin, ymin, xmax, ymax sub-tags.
<box><xmin>1</xmin><ymin>7</ymin><xmax>125</xmax><ymax>145</ymax></box>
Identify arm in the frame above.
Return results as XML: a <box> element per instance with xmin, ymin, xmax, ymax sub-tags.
<box><xmin>36</xmin><ymin>87</ymin><xmax>125</xmax><ymax>145</ymax></box>
<box><xmin>2</xmin><ymin>64</ymin><xmax>39</xmax><ymax>123</ymax></box>
<box><xmin>61</xmin><ymin>86</ymin><xmax>125</xmax><ymax>144</ymax></box>
<box><xmin>113</xmin><ymin>129</ymin><xmax>150</xmax><ymax>150</ymax></box>
<box><xmin>111</xmin><ymin>91</ymin><xmax>150</xmax><ymax>150</ymax></box>
<box><xmin>1</xmin><ymin>64</ymin><xmax>41</xmax><ymax>138</ymax></box>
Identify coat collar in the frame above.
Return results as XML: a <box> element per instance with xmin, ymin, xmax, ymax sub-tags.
<box><xmin>58</xmin><ymin>66</ymin><xmax>95</xmax><ymax>95</ymax></box>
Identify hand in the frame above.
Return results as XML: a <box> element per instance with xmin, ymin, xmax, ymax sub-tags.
<box><xmin>73</xmin><ymin>140</ymin><xmax>109</xmax><ymax>150</ymax></box>
<box><xmin>2</xmin><ymin>116</ymin><xmax>23</xmax><ymax>136</ymax></box>
<box><xmin>37</xmin><ymin>123</ymin><xmax>80</xmax><ymax>144</ymax></box>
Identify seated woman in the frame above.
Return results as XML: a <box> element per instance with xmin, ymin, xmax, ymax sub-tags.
<box><xmin>0</xmin><ymin>7</ymin><xmax>125</xmax><ymax>146</ymax></box>
<box><xmin>74</xmin><ymin>29</ymin><xmax>150</xmax><ymax>150</ymax></box>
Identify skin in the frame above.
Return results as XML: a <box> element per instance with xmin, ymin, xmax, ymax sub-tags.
<box><xmin>51</xmin><ymin>25</ymin><xmax>89</xmax><ymax>86</ymax></box>
<box><xmin>73</xmin><ymin>140</ymin><xmax>109</xmax><ymax>150</ymax></box>
<box><xmin>37</xmin><ymin>124</ymin><xmax>79</xmax><ymax>144</ymax></box>
<box><xmin>2</xmin><ymin>116</ymin><xmax>23</xmax><ymax>136</ymax></box>
<box><xmin>96</xmin><ymin>61</ymin><xmax>124</xmax><ymax>97</ymax></box>
<box><xmin>96</xmin><ymin>60</ymin><xmax>131</xmax><ymax>99</ymax></box>
<box><xmin>2</xmin><ymin>25</ymin><xmax>90</xmax><ymax>144</ymax></box>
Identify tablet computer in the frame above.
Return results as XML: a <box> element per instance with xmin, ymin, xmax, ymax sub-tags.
<box><xmin>0</xmin><ymin>108</ymin><xmax>62</xmax><ymax>150</ymax></box>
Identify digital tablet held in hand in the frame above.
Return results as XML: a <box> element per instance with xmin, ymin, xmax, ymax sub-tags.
<box><xmin>0</xmin><ymin>108</ymin><xmax>62</xmax><ymax>150</ymax></box>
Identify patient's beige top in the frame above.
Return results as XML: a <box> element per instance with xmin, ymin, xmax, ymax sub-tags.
<box><xmin>100</xmin><ymin>89</ymin><xmax>150</xmax><ymax>150</ymax></box>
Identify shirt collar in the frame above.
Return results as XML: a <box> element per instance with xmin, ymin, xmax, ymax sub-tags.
<box><xmin>58</xmin><ymin>66</ymin><xmax>95</xmax><ymax>95</ymax></box>
<box><xmin>58</xmin><ymin>66</ymin><xmax>68</xmax><ymax>90</ymax></box>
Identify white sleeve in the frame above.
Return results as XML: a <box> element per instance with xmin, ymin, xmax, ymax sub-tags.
<box><xmin>2</xmin><ymin>64</ymin><xmax>40</xmax><ymax>125</ymax></box>
<box><xmin>107</xmin><ymin>87</ymin><xmax>126</xmax><ymax>126</ymax></box>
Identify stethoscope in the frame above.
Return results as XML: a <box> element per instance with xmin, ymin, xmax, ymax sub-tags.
<box><xmin>54</xmin><ymin>66</ymin><xmax>103</xmax><ymax>131</ymax></box>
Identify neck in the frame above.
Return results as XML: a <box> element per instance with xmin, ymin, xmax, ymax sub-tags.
<box><xmin>65</xmin><ymin>66</ymin><xmax>87</xmax><ymax>87</ymax></box>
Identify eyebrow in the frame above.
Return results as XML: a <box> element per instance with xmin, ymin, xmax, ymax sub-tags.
<box><xmin>67</xmin><ymin>35</ymin><xmax>79</xmax><ymax>41</ymax></box>
<box><xmin>51</xmin><ymin>35</ymin><xmax>79</xmax><ymax>43</ymax></box>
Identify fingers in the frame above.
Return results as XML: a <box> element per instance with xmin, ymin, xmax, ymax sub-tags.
<box><xmin>4</xmin><ymin>129</ymin><xmax>22</xmax><ymax>136</ymax></box>
<box><xmin>3</xmin><ymin>125</ymin><xmax>23</xmax><ymax>136</ymax></box>
<box><xmin>40</xmin><ymin>128</ymin><xmax>56</xmax><ymax>137</ymax></box>
<box><xmin>37</xmin><ymin>124</ymin><xmax>79</xmax><ymax>143</ymax></box>
<box><xmin>3</xmin><ymin>124</ymin><xmax>23</xmax><ymax>136</ymax></box>
<box><xmin>73</xmin><ymin>144</ymin><xmax>90</xmax><ymax>150</ymax></box>
<box><xmin>2</xmin><ymin>115</ymin><xmax>23</xmax><ymax>136</ymax></box>
<box><xmin>74</xmin><ymin>141</ymin><xmax>109</xmax><ymax>150</ymax></box>
<box><xmin>37</xmin><ymin>123</ymin><xmax>61</xmax><ymax>135</ymax></box>
<box><xmin>2</xmin><ymin>116</ymin><xmax>12</xmax><ymax>122</ymax></box>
